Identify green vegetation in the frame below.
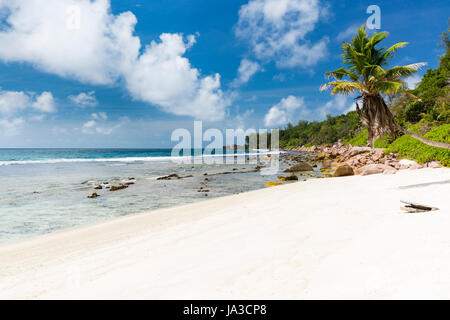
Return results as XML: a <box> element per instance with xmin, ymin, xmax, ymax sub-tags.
<box><xmin>385</xmin><ymin>124</ymin><xmax>450</xmax><ymax>166</ymax></box>
<box><xmin>279</xmin><ymin>112</ymin><xmax>361</xmax><ymax>148</ymax></box>
<box><xmin>275</xmin><ymin>26</ymin><xmax>449</xmax><ymax>165</ymax></box>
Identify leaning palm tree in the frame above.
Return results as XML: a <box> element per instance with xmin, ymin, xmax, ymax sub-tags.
<box><xmin>320</xmin><ymin>26</ymin><xmax>450</xmax><ymax>149</ymax></box>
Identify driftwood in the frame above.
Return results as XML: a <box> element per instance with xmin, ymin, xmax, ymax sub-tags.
<box><xmin>400</xmin><ymin>200</ymin><xmax>439</xmax><ymax>213</ymax></box>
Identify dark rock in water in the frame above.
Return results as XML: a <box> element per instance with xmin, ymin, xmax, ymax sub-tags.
<box><xmin>285</xmin><ymin>174</ymin><xmax>299</xmax><ymax>181</ymax></box>
<box><xmin>204</xmin><ymin>194</ymin><xmax>208</xmax><ymax>197</ymax></box>
<box><xmin>157</xmin><ymin>173</ymin><xmax>192</xmax><ymax>180</ymax></box>
<box><xmin>157</xmin><ymin>173</ymin><xmax>194</xmax><ymax>180</ymax></box>
<box><xmin>94</xmin><ymin>185</ymin><xmax>103</xmax><ymax>190</ymax></box>
<box><xmin>204</xmin><ymin>178</ymin><xmax>209</xmax><ymax>181</ymax></box>
<box><xmin>284</xmin><ymin>162</ymin><xmax>313</xmax><ymax>172</ymax></box>
<box><xmin>81</xmin><ymin>181</ymin><xmax>89</xmax><ymax>185</ymax></box>
<box><xmin>110</xmin><ymin>185</ymin><xmax>128</xmax><ymax>192</ymax></box>
<box><xmin>204</xmin><ymin>173</ymin><xmax>208</xmax><ymax>176</ymax></box>
<box><xmin>88</xmin><ymin>193</ymin><xmax>99</xmax><ymax>198</ymax></box>
<box><xmin>232</xmin><ymin>168</ymin><xmax>238</xmax><ymax>171</ymax></box>
<box><xmin>157</xmin><ymin>174</ymin><xmax>180</xmax><ymax>180</ymax></box>
<box><xmin>333</xmin><ymin>165</ymin><xmax>354</xmax><ymax>177</ymax></box>
<box><xmin>123</xmin><ymin>182</ymin><xmax>135</xmax><ymax>186</ymax></box>
<box><xmin>255</xmin><ymin>166</ymin><xmax>262</xmax><ymax>170</ymax></box>
<box><xmin>198</xmin><ymin>189</ymin><xmax>210</xmax><ymax>193</ymax></box>
<box><xmin>312</xmin><ymin>164</ymin><xmax>318</xmax><ymax>168</ymax></box>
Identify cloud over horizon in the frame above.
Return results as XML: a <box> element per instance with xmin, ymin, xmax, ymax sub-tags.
<box><xmin>0</xmin><ymin>0</ymin><xmax>229</xmax><ymax>121</ymax></box>
<box><xmin>0</xmin><ymin>89</ymin><xmax>56</xmax><ymax>135</ymax></box>
<box><xmin>264</xmin><ymin>95</ymin><xmax>306</xmax><ymax>127</ymax></box>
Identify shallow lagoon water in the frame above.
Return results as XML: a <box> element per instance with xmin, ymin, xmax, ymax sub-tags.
<box><xmin>0</xmin><ymin>149</ymin><xmax>320</xmax><ymax>244</ymax></box>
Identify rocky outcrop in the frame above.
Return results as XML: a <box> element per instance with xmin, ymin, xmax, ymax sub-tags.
<box><xmin>359</xmin><ymin>164</ymin><xmax>397</xmax><ymax>176</ymax></box>
<box><xmin>395</xmin><ymin>159</ymin><xmax>423</xmax><ymax>170</ymax></box>
<box><xmin>284</xmin><ymin>162</ymin><xmax>314</xmax><ymax>172</ymax></box>
<box><xmin>110</xmin><ymin>185</ymin><xmax>128</xmax><ymax>191</ymax></box>
<box><xmin>157</xmin><ymin>174</ymin><xmax>193</xmax><ymax>180</ymax></box>
<box><xmin>425</xmin><ymin>161</ymin><xmax>442</xmax><ymax>168</ymax></box>
<box><xmin>333</xmin><ymin>165</ymin><xmax>354</xmax><ymax>177</ymax></box>
<box><xmin>87</xmin><ymin>193</ymin><xmax>99</xmax><ymax>198</ymax></box>
<box><xmin>285</xmin><ymin>174</ymin><xmax>299</xmax><ymax>181</ymax></box>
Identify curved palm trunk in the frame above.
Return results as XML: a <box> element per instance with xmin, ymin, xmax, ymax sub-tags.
<box><xmin>394</xmin><ymin>124</ymin><xmax>450</xmax><ymax>149</ymax></box>
<box><xmin>356</xmin><ymin>94</ymin><xmax>450</xmax><ymax>149</ymax></box>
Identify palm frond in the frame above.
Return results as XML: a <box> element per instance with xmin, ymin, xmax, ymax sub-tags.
<box><xmin>372</xmin><ymin>80</ymin><xmax>404</xmax><ymax>95</ymax></box>
<box><xmin>384</xmin><ymin>65</ymin><xmax>419</xmax><ymax>79</ymax></box>
<box><xmin>366</xmin><ymin>31</ymin><xmax>389</xmax><ymax>49</ymax></box>
<box><xmin>320</xmin><ymin>81</ymin><xmax>365</xmax><ymax>95</ymax></box>
<box><xmin>382</xmin><ymin>42</ymin><xmax>408</xmax><ymax>60</ymax></box>
<box><xmin>325</xmin><ymin>67</ymin><xmax>359</xmax><ymax>81</ymax></box>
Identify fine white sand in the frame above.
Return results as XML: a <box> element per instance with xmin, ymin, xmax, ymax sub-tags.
<box><xmin>0</xmin><ymin>168</ymin><xmax>449</xmax><ymax>299</ymax></box>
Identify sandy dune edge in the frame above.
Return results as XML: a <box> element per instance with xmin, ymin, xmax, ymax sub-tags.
<box><xmin>1</xmin><ymin>168</ymin><xmax>449</xmax><ymax>299</ymax></box>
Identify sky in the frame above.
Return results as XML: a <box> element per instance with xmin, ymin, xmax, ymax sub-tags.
<box><xmin>0</xmin><ymin>0</ymin><xmax>448</xmax><ymax>148</ymax></box>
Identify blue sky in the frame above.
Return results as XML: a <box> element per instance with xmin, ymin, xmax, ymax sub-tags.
<box><xmin>0</xmin><ymin>0</ymin><xmax>448</xmax><ymax>148</ymax></box>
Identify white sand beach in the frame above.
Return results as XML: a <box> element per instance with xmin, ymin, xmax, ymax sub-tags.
<box><xmin>1</xmin><ymin>168</ymin><xmax>449</xmax><ymax>299</ymax></box>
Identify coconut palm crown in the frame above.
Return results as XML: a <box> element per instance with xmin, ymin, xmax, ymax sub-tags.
<box><xmin>320</xmin><ymin>25</ymin><xmax>450</xmax><ymax>149</ymax></box>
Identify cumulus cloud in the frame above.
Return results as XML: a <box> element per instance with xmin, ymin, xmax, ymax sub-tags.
<box><xmin>124</xmin><ymin>33</ymin><xmax>229</xmax><ymax>120</ymax></box>
<box><xmin>91</xmin><ymin>112</ymin><xmax>108</xmax><ymax>120</ymax></box>
<box><xmin>0</xmin><ymin>90</ymin><xmax>56</xmax><ymax>115</ymax></box>
<box><xmin>317</xmin><ymin>95</ymin><xmax>355</xmax><ymax>120</ymax></box>
<box><xmin>235</xmin><ymin>0</ymin><xmax>328</xmax><ymax>69</ymax></box>
<box><xmin>0</xmin><ymin>89</ymin><xmax>56</xmax><ymax>135</ymax></box>
<box><xmin>0</xmin><ymin>0</ymin><xmax>229</xmax><ymax>121</ymax></box>
<box><xmin>81</xmin><ymin>112</ymin><xmax>118</xmax><ymax>135</ymax></box>
<box><xmin>0</xmin><ymin>90</ymin><xmax>29</xmax><ymax>116</ymax></box>
<box><xmin>69</xmin><ymin>91</ymin><xmax>98</xmax><ymax>107</ymax></box>
<box><xmin>264</xmin><ymin>95</ymin><xmax>305</xmax><ymax>127</ymax></box>
<box><xmin>231</xmin><ymin>59</ymin><xmax>261</xmax><ymax>86</ymax></box>
<box><xmin>0</xmin><ymin>117</ymin><xmax>24</xmax><ymax>136</ymax></box>
<box><xmin>32</xmin><ymin>92</ymin><xmax>56</xmax><ymax>113</ymax></box>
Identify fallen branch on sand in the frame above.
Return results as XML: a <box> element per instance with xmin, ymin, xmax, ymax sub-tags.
<box><xmin>400</xmin><ymin>200</ymin><xmax>439</xmax><ymax>213</ymax></box>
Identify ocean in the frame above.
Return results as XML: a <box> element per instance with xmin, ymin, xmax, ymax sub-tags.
<box><xmin>0</xmin><ymin>148</ymin><xmax>316</xmax><ymax>244</ymax></box>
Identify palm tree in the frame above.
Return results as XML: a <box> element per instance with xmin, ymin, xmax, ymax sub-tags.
<box><xmin>320</xmin><ymin>26</ymin><xmax>450</xmax><ymax>149</ymax></box>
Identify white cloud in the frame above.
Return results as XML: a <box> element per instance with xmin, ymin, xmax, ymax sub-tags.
<box><xmin>91</xmin><ymin>112</ymin><xmax>107</xmax><ymax>120</ymax></box>
<box><xmin>231</xmin><ymin>59</ymin><xmax>260</xmax><ymax>86</ymax></box>
<box><xmin>264</xmin><ymin>95</ymin><xmax>305</xmax><ymax>127</ymax></box>
<box><xmin>317</xmin><ymin>95</ymin><xmax>355</xmax><ymax>120</ymax></box>
<box><xmin>124</xmin><ymin>33</ymin><xmax>229</xmax><ymax>121</ymax></box>
<box><xmin>82</xmin><ymin>112</ymin><xmax>117</xmax><ymax>135</ymax></box>
<box><xmin>0</xmin><ymin>90</ymin><xmax>29</xmax><ymax>116</ymax></box>
<box><xmin>29</xmin><ymin>114</ymin><xmax>46</xmax><ymax>121</ymax></box>
<box><xmin>0</xmin><ymin>117</ymin><xmax>24</xmax><ymax>136</ymax></box>
<box><xmin>336</xmin><ymin>24</ymin><xmax>360</xmax><ymax>42</ymax></box>
<box><xmin>0</xmin><ymin>89</ymin><xmax>56</xmax><ymax>135</ymax></box>
<box><xmin>235</xmin><ymin>0</ymin><xmax>328</xmax><ymax>69</ymax></box>
<box><xmin>405</xmin><ymin>74</ymin><xmax>422</xmax><ymax>89</ymax></box>
<box><xmin>32</xmin><ymin>91</ymin><xmax>56</xmax><ymax>113</ymax></box>
<box><xmin>69</xmin><ymin>91</ymin><xmax>98</xmax><ymax>107</ymax></box>
<box><xmin>82</xmin><ymin>120</ymin><xmax>96</xmax><ymax>130</ymax></box>
<box><xmin>0</xmin><ymin>0</ymin><xmax>230</xmax><ymax>121</ymax></box>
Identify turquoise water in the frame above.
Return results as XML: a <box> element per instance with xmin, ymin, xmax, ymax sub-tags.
<box><xmin>0</xmin><ymin>148</ymin><xmax>249</xmax><ymax>165</ymax></box>
<box><xmin>0</xmin><ymin>148</ymin><xmax>304</xmax><ymax>245</ymax></box>
<box><xmin>0</xmin><ymin>148</ymin><xmax>175</xmax><ymax>162</ymax></box>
